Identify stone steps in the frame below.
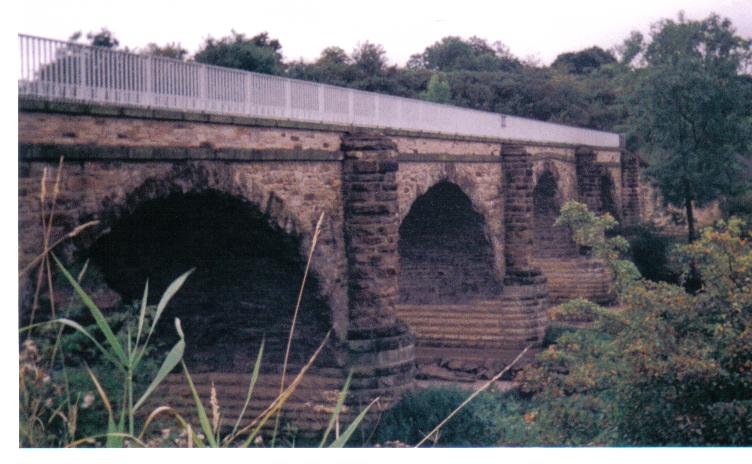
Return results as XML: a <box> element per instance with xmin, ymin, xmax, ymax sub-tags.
<box><xmin>532</xmin><ymin>256</ymin><xmax>615</xmax><ymax>304</ymax></box>
<box><xmin>149</xmin><ymin>369</ymin><xmax>352</xmax><ymax>434</ymax></box>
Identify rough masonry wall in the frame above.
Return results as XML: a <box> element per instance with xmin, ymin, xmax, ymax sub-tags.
<box><xmin>18</xmin><ymin>110</ymin><xmax>349</xmax><ymax>338</ymax></box>
<box><xmin>340</xmin><ymin>132</ymin><xmax>415</xmax><ymax>407</ymax></box>
<box><xmin>620</xmin><ymin>152</ymin><xmax>641</xmax><ymax>227</ymax></box>
<box><xmin>19</xmin><ymin>112</ymin><xmax>342</xmax><ymax>152</ymax></box>
<box><xmin>576</xmin><ymin>147</ymin><xmax>622</xmax><ymax>220</ymax></box>
<box><xmin>397</xmin><ymin>162</ymin><xmax>505</xmax><ymax>280</ymax></box>
<box><xmin>18</xmin><ymin>159</ymin><xmax>349</xmax><ymax>340</ymax></box>
<box><xmin>398</xmin><ymin>182</ymin><xmax>500</xmax><ymax>304</ymax></box>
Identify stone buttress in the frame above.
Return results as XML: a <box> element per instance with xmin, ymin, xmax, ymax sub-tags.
<box><xmin>498</xmin><ymin>144</ymin><xmax>548</xmax><ymax>350</ymax></box>
<box><xmin>340</xmin><ymin>131</ymin><xmax>416</xmax><ymax>409</ymax></box>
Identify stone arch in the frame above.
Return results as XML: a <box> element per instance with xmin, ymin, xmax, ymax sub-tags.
<box><xmin>600</xmin><ymin>171</ymin><xmax>620</xmax><ymax>220</ymax></box>
<box><xmin>398</xmin><ymin>180</ymin><xmax>500</xmax><ymax>304</ymax></box>
<box><xmin>89</xmin><ymin>188</ymin><xmax>334</xmax><ymax>370</ymax></box>
<box><xmin>532</xmin><ymin>162</ymin><xmax>577</xmax><ymax>258</ymax></box>
<box><xmin>60</xmin><ymin>162</ymin><xmax>343</xmax><ymax>368</ymax></box>
<box><xmin>397</xmin><ymin>163</ymin><xmax>504</xmax><ymax>280</ymax></box>
<box><xmin>73</xmin><ymin>163</ymin><xmax>306</xmax><ymax>253</ymax></box>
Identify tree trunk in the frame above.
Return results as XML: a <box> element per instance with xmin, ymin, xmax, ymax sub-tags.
<box><xmin>684</xmin><ymin>194</ymin><xmax>702</xmax><ymax>292</ymax></box>
<box><xmin>685</xmin><ymin>195</ymin><xmax>696</xmax><ymax>243</ymax></box>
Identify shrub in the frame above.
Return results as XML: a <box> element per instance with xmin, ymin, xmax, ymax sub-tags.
<box><xmin>373</xmin><ymin>387</ymin><xmax>503</xmax><ymax>446</ymax></box>
<box><xmin>521</xmin><ymin>206</ymin><xmax>752</xmax><ymax>445</ymax></box>
<box><xmin>622</xmin><ymin>223</ymin><xmax>680</xmax><ymax>283</ymax></box>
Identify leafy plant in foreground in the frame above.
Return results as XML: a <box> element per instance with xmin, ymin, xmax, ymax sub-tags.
<box><xmin>519</xmin><ymin>203</ymin><xmax>752</xmax><ymax>445</ymax></box>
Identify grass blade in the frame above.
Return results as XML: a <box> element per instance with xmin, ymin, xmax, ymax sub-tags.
<box><xmin>84</xmin><ymin>365</ymin><xmax>112</xmax><ymax>417</ymax></box>
<box><xmin>52</xmin><ymin>253</ymin><xmax>127</xmax><ymax>366</ymax></box>
<box><xmin>329</xmin><ymin>397</ymin><xmax>378</xmax><ymax>448</ymax></box>
<box><xmin>138</xmin><ymin>405</ymin><xmax>204</xmax><ymax>448</ymax></box>
<box><xmin>238</xmin><ymin>331</ymin><xmax>331</xmax><ymax>447</ymax></box>
<box><xmin>228</xmin><ymin>338</ymin><xmax>265</xmax><ymax>440</ymax></box>
<box><xmin>181</xmin><ymin>360</ymin><xmax>218</xmax><ymax>447</ymax></box>
<box><xmin>319</xmin><ymin>371</ymin><xmax>352</xmax><ymax>447</ymax></box>
<box><xmin>85</xmin><ymin>365</ymin><xmax>121</xmax><ymax>448</ymax></box>
<box><xmin>135</xmin><ymin>279</ymin><xmax>149</xmax><ymax>351</ymax></box>
<box><xmin>139</xmin><ymin>269</ymin><xmax>194</xmax><ymax>363</ymax></box>
<box><xmin>414</xmin><ymin>344</ymin><xmax>532</xmax><ymax>448</ymax></box>
<box><xmin>50</xmin><ymin>318</ymin><xmax>121</xmax><ymax>368</ymax></box>
<box><xmin>151</xmin><ymin>269</ymin><xmax>194</xmax><ymax>334</ymax></box>
<box><xmin>133</xmin><ymin>336</ymin><xmax>185</xmax><ymax>412</ymax></box>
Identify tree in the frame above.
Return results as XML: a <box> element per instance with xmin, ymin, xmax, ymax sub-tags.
<box><xmin>408</xmin><ymin>36</ymin><xmax>520</xmax><ymax>72</ymax></box>
<box><xmin>194</xmin><ymin>31</ymin><xmax>284</xmax><ymax>75</ymax></box>
<box><xmin>141</xmin><ymin>42</ymin><xmax>188</xmax><ymax>61</ymax></box>
<box><xmin>420</xmin><ymin>73</ymin><xmax>451</xmax><ymax>103</ymax></box>
<box><xmin>614</xmin><ymin>31</ymin><xmax>645</xmax><ymax>67</ymax></box>
<box><xmin>351</xmin><ymin>41</ymin><xmax>388</xmax><ymax>76</ymax></box>
<box><xmin>518</xmin><ymin>203</ymin><xmax>752</xmax><ymax>445</ymax></box>
<box><xmin>552</xmin><ymin>46</ymin><xmax>616</xmax><ymax>74</ymax></box>
<box><xmin>69</xmin><ymin>28</ymin><xmax>120</xmax><ymax>49</ymax></box>
<box><xmin>629</xmin><ymin>13</ymin><xmax>752</xmax><ymax>243</ymax></box>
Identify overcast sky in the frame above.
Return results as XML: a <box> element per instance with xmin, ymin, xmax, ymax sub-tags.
<box><xmin>15</xmin><ymin>0</ymin><xmax>752</xmax><ymax>65</ymax></box>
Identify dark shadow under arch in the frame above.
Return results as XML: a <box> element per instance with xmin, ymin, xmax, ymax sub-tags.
<box><xmin>89</xmin><ymin>190</ymin><xmax>331</xmax><ymax>371</ymax></box>
<box><xmin>398</xmin><ymin>181</ymin><xmax>499</xmax><ymax>304</ymax></box>
<box><xmin>533</xmin><ymin>170</ymin><xmax>577</xmax><ymax>258</ymax></box>
<box><xmin>600</xmin><ymin>173</ymin><xmax>619</xmax><ymax>220</ymax></box>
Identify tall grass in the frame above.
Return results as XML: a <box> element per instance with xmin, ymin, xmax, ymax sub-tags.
<box><xmin>20</xmin><ymin>171</ymin><xmax>372</xmax><ymax>447</ymax></box>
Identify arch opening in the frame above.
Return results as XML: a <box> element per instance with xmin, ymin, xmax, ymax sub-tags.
<box><xmin>533</xmin><ymin>170</ymin><xmax>577</xmax><ymax>258</ymax></box>
<box><xmin>398</xmin><ymin>181</ymin><xmax>499</xmax><ymax>304</ymax></box>
<box><xmin>89</xmin><ymin>190</ymin><xmax>331</xmax><ymax>372</ymax></box>
<box><xmin>600</xmin><ymin>173</ymin><xmax>619</xmax><ymax>220</ymax></box>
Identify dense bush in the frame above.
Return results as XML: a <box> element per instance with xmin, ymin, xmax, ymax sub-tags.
<box><xmin>623</xmin><ymin>223</ymin><xmax>680</xmax><ymax>283</ymax></box>
<box><xmin>373</xmin><ymin>387</ymin><xmax>504</xmax><ymax>446</ymax></box>
<box><xmin>519</xmin><ymin>208</ymin><xmax>752</xmax><ymax>445</ymax></box>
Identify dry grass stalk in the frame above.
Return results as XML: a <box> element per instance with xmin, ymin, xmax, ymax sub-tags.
<box><xmin>272</xmin><ymin>212</ymin><xmax>325</xmax><ymax>443</ymax></box>
<box><xmin>210</xmin><ymin>381</ymin><xmax>220</xmax><ymax>433</ymax></box>
<box><xmin>414</xmin><ymin>344</ymin><xmax>533</xmax><ymax>448</ymax></box>
<box><xmin>23</xmin><ymin>156</ymin><xmax>99</xmax><ymax>333</ymax></box>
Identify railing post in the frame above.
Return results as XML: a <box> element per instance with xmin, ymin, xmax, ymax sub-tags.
<box><xmin>145</xmin><ymin>55</ymin><xmax>153</xmax><ymax>107</ymax></box>
<box><xmin>318</xmin><ymin>85</ymin><xmax>325</xmax><ymax>120</ymax></box>
<box><xmin>78</xmin><ymin>45</ymin><xmax>87</xmax><ymax>100</ymax></box>
<box><xmin>348</xmin><ymin>89</ymin><xmax>354</xmax><ymax>124</ymax></box>
<box><xmin>284</xmin><ymin>79</ymin><xmax>292</xmax><ymax>118</ymax></box>
<box><xmin>199</xmin><ymin>65</ymin><xmax>208</xmax><ymax>112</ymax></box>
<box><xmin>244</xmin><ymin>73</ymin><xmax>251</xmax><ymax>116</ymax></box>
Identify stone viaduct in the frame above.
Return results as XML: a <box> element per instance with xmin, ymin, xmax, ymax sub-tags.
<box><xmin>17</xmin><ymin>35</ymin><xmax>640</xmax><ymax>434</ymax></box>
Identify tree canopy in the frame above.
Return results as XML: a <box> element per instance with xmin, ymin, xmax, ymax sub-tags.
<box><xmin>407</xmin><ymin>36</ymin><xmax>521</xmax><ymax>72</ymax></box>
<box><xmin>629</xmin><ymin>13</ymin><xmax>752</xmax><ymax>241</ymax></box>
<box><xmin>194</xmin><ymin>31</ymin><xmax>284</xmax><ymax>74</ymax></box>
<box><xmin>552</xmin><ymin>46</ymin><xmax>616</xmax><ymax>74</ymax></box>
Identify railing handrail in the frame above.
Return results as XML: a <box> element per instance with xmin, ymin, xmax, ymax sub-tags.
<box><xmin>18</xmin><ymin>33</ymin><xmax>621</xmax><ymax>148</ymax></box>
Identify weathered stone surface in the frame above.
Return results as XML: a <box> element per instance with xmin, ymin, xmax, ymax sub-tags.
<box><xmin>341</xmin><ymin>131</ymin><xmax>416</xmax><ymax>409</ymax></box>
<box><xmin>18</xmin><ymin>105</ymin><xmax>643</xmax><ymax>434</ymax></box>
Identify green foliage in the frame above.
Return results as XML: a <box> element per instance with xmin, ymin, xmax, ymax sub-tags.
<box><xmin>628</xmin><ymin>13</ymin><xmax>752</xmax><ymax>241</ymax></box>
<box><xmin>19</xmin><ymin>339</ymin><xmax>78</xmax><ymax>447</ymax></box>
<box><xmin>723</xmin><ymin>191</ymin><xmax>752</xmax><ymax>229</ymax></box>
<box><xmin>33</xmin><ymin>256</ymin><xmax>193</xmax><ymax>446</ymax></box>
<box><xmin>407</xmin><ymin>36</ymin><xmax>521</xmax><ymax>72</ymax></box>
<box><xmin>623</xmin><ymin>223</ymin><xmax>681</xmax><ymax>283</ymax></box>
<box><xmin>68</xmin><ymin>28</ymin><xmax>120</xmax><ymax>49</ymax></box>
<box><xmin>195</xmin><ymin>31</ymin><xmax>284</xmax><ymax>75</ymax></box>
<box><xmin>552</xmin><ymin>46</ymin><xmax>616</xmax><ymax>74</ymax></box>
<box><xmin>420</xmin><ymin>74</ymin><xmax>452</xmax><ymax>103</ymax></box>
<box><xmin>519</xmin><ymin>205</ymin><xmax>752</xmax><ymax>445</ymax></box>
<box><xmin>555</xmin><ymin>201</ymin><xmax>641</xmax><ymax>295</ymax></box>
<box><xmin>373</xmin><ymin>387</ymin><xmax>503</xmax><ymax>446</ymax></box>
<box><xmin>142</xmin><ymin>42</ymin><xmax>188</xmax><ymax>61</ymax></box>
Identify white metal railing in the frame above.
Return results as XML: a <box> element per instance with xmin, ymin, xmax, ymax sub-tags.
<box><xmin>18</xmin><ymin>34</ymin><xmax>621</xmax><ymax>148</ymax></box>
